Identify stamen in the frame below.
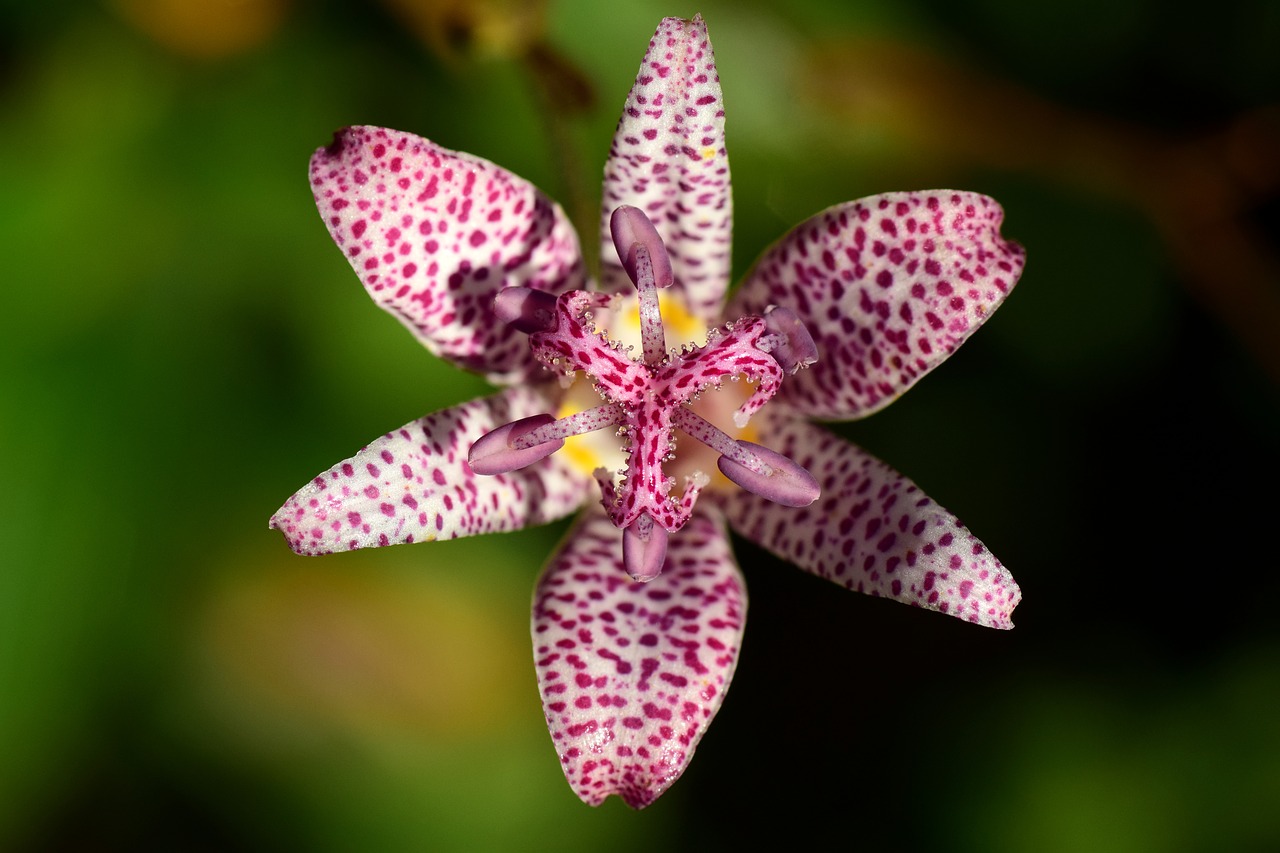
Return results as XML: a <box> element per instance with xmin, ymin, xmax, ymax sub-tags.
<box><xmin>717</xmin><ymin>440</ymin><xmax>820</xmax><ymax>507</ymax></box>
<box><xmin>467</xmin><ymin>414</ymin><xmax>563</xmax><ymax>475</ymax></box>
<box><xmin>611</xmin><ymin>206</ymin><xmax>673</xmax><ymax>367</ymax></box>
<box><xmin>672</xmin><ymin>406</ymin><xmax>773</xmax><ymax>475</ymax></box>
<box><xmin>622</xmin><ymin>512</ymin><xmax>668</xmax><ymax>582</ymax></box>
<box><xmin>512</xmin><ymin>404</ymin><xmax>625</xmax><ymax>449</ymax></box>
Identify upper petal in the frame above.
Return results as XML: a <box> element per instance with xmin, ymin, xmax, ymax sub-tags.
<box><xmin>730</xmin><ymin>192</ymin><xmax>1024</xmax><ymax>420</ymax></box>
<box><xmin>270</xmin><ymin>387</ymin><xmax>590</xmax><ymax>554</ymax></box>
<box><xmin>532</xmin><ymin>506</ymin><xmax>746</xmax><ymax>808</ymax></box>
<box><xmin>722</xmin><ymin>412</ymin><xmax>1019</xmax><ymax>629</ymax></box>
<box><xmin>600</xmin><ymin>15</ymin><xmax>732</xmax><ymax>321</ymax></box>
<box><xmin>311</xmin><ymin>126</ymin><xmax>585</xmax><ymax>385</ymax></box>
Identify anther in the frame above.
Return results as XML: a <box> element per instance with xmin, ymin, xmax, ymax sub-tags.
<box><xmin>622</xmin><ymin>512</ymin><xmax>669</xmax><ymax>582</ymax></box>
<box><xmin>612</xmin><ymin>206</ymin><xmax>674</xmax><ymax>367</ymax></box>
<box><xmin>493</xmin><ymin>286</ymin><xmax>558</xmax><ymax>334</ymax></box>
<box><xmin>472</xmin><ymin>404</ymin><xmax>627</xmax><ymax>476</ymax></box>
<box><xmin>717</xmin><ymin>440</ymin><xmax>820</xmax><ymax>507</ymax></box>
<box><xmin>761</xmin><ymin>305</ymin><xmax>819</xmax><ymax>374</ymax></box>
<box><xmin>467</xmin><ymin>414</ymin><xmax>563</xmax><ymax>475</ymax></box>
<box><xmin>610</xmin><ymin>206</ymin><xmax>674</xmax><ymax>290</ymax></box>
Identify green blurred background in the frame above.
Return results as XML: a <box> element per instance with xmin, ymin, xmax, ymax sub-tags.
<box><xmin>3</xmin><ymin>0</ymin><xmax>1278</xmax><ymax>850</ymax></box>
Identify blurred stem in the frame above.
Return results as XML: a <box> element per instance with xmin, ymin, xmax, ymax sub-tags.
<box><xmin>523</xmin><ymin>41</ymin><xmax>599</xmax><ymax>277</ymax></box>
<box><xmin>806</xmin><ymin>39</ymin><xmax>1280</xmax><ymax>385</ymax></box>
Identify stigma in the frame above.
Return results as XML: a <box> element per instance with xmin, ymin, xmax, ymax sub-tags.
<box><xmin>470</xmin><ymin>206</ymin><xmax>819</xmax><ymax>582</ymax></box>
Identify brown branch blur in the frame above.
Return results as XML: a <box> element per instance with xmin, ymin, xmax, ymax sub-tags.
<box><xmin>522</xmin><ymin>40</ymin><xmax>599</xmax><ymax>277</ymax></box>
<box><xmin>805</xmin><ymin>38</ymin><xmax>1280</xmax><ymax>384</ymax></box>
<box><xmin>376</xmin><ymin>0</ymin><xmax>599</xmax><ymax>274</ymax></box>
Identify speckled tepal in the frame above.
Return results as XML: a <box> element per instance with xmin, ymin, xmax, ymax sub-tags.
<box><xmin>270</xmin><ymin>15</ymin><xmax>1025</xmax><ymax>809</ymax></box>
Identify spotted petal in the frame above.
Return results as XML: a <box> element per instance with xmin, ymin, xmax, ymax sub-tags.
<box><xmin>311</xmin><ymin>126</ymin><xmax>585</xmax><ymax>385</ymax></box>
<box><xmin>730</xmin><ymin>192</ymin><xmax>1024</xmax><ymax>420</ymax></box>
<box><xmin>601</xmin><ymin>15</ymin><xmax>732</xmax><ymax>321</ymax></box>
<box><xmin>532</xmin><ymin>506</ymin><xmax>746</xmax><ymax>808</ymax></box>
<box><xmin>270</xmin><ymin>387</ymin><xmax>590</xmax><ymax>555</ymax></box>
<box><xmin>723</xmin><ymin>412</ymin><xmax>1019</xmax><ymax>629</ymax></box>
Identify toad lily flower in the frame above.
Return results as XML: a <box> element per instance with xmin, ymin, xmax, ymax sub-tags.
<box><xmin>270</xmin><ymin>15</ymin><xmax>1025</xmax><ymax>808</ymax></box>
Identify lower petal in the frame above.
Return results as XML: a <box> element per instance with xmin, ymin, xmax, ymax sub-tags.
<box><xmin>723</xmin><ymin>413</ymin><xmax>1019</xmax><ymax>629</ymax></box>
<box><xmin>269</xmin><ymin>387</ymin><xmax>590</xmax><ymax>554</ymax></box>
<box><xmin>532</xmin><ymin>506</ymin><xmax>746</xmax><ymax>808</ymax></box>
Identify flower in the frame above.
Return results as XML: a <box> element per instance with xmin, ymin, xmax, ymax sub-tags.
<box><xmin>270</xmin><ymin>15</ymin><xmax>1025</xmax><ymax>808</ymax></box>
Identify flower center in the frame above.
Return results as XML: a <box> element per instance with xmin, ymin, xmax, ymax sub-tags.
<box><xmin>469</xmin><ymin>206</ymin><xmax>819</xmax><ymax>581</ymax></box>
<box><xmin>554</xmin><ymin>290</ymin><xmax>755</xmax><ymax>485</ymax></box>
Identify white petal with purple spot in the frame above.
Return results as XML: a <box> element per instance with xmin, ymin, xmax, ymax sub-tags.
<box><xmin>722</xmin><ymin>412</ymin><xmax>1020</xmax><ymax>629</ymax></box>
<box><xmin>731</xmin><ymin>192</ymin><xmax>1024</xmax><ymax>420</ymax></box>
<box><xmin>532</xmin><ymin>507</ymin><xmax>745</xmax><ymax>808</ymax></box>
<box><xmin>600</xmin><ymin>15</ymin><xmax>732</xmax><ymax>321</ymax></box>
<box><xmin>311</xmin><ymin>126</ymin><xmax>585</xmax><ymax>384</ymax></box>
<box><xmin>270</xmin><ymin>387</ymin><xmax>590</xmax><ymax>554</ymax></box>
<box><xmin>272</xmin><ymin>13</ymin><xmax>1029</xmax><ymax>814</ymax></box>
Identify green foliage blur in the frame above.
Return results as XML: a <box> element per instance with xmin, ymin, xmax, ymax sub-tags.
<box><xmin>2</xmin><ymin>0</ymin><xmax>1277</xmax><ymax>850</ymax></box>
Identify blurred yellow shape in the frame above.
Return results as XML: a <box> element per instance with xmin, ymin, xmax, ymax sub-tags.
<box><xmin>379</xmin><ymin>0</ymin><xmax>547</xmax><ymax>61</ymax></box>
<box><xmin>111</xmin><ymin>0</ymin><xmax>289</xmax><ymax>59</ymax></box>
<box><xmin>196</xmin><ymin>552</ymin><xmax>528</xmax><ymax>740</ymax></box>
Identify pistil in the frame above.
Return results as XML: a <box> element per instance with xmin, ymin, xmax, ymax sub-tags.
<box><xmin>468</xmin><ymin>206</ymin><xmax>821</xmax><ymax>582</ymax></box>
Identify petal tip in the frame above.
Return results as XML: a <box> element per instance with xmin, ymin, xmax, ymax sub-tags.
<box><xmin>267</xmin><ymin>509</ymin><xmax>313</xmax><ymax>556</ymax></box>
<box><xmin>966</xmin><ymin>569</ymin><xmax>1021</xmax><ymax>630</ymax></box>
<box><xmin>992</xmin><ymin>580</ymin><xmax>1022</xmax><ymax>630</ymax></box>
<box><xmin>320</xmin><ymin>126</ymin><xmax>348</xmax><ymax>159</ymax></box>
<box><xmin>311</xmin><ymin>125</ymin><xmax>363</xmax><ymax>171</ymax></box>
<box><xmin>572</xmin><ymin>780</ymin><xmax>664</xmax><ymax>810</ymax></box>
<box><xmin>663</xmin><ymin>13</ymin><xmax>708</xmax><ymax>33</ymax></box>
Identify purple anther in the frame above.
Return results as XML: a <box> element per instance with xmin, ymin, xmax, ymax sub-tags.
<box><xmin>622</xmin><ymin>512</ymin><xmax>669</xmax><ymax>582</ymax></box>
<box><xmin>494</xmin><ymin>287</ymin><xmax>558</xmax><ymax>334</ymax></box>
<box><xmin>468</xmin><ymin>414</ymin><xmax>563</xmax><ymax>475</ymax></box>
<box><xmin>611</xmin><ymin>206</ymin><xmax>674</xmax><ymax>289</ymax></box>
<box><xmin>611</xmin><ymin>207</ymin><xmax>672</xmax><ymax>366</ymax></box>
<box><xmin>762</xmin><ymin>305</ymin><xmax>819</xmax><ymax>374</ymax></box>
<box><xmin>717</xmin><ymin>439</ymin><xmax>820</xmax><ymax>507</ymax></box>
